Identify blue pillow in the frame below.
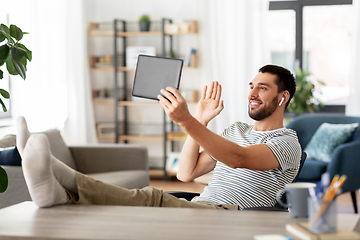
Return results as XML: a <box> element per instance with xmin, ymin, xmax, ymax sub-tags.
<box><xmin>304</xmin><ymin>122</ymin><xmax>359</xmax><ymax>163</ymax></box>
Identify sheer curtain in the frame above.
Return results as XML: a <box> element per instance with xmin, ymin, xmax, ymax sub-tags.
<box><xmin>8</xmin><ymin>0</ymin><xmax>96</xmax><ymax>144</ymax></box>
<box><xmin>346</xmin><ymin>0</ymin><xmax>360</xmax><ymax>117</ymax></box>
<box><xmin>198</xmin><ymin>0</ymin><xmax>270</xmax><ymax>133</ymax></box>
<box><xmin>61</xmin><ymin>0</ymin><xmax>97</xmax><ymax>144</ymax></box>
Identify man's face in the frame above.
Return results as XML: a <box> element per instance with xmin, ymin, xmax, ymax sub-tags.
<box><xmin>248</xmin><ymin>72</ymin><xmax>281</xmax><ymax>121</ymax></box>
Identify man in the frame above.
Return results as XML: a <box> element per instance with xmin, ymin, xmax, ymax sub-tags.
<box><xmin>18</xmin><ymin>64</ymin><xmax>301</xmax><ymax>210</ymax></box>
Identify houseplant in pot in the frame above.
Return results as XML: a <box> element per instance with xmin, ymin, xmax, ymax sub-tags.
<box><xmin>139</xmin><ymin>14</ymin><xmax>151</xmax><ymax>32</ymax></box>
<box><xmin>287</xmin><ymin>68</ymin><xmax>324</xmax><ymax>115</ymax></box>
<box><xmin>0</xmin><ymin>23</ymin><xmax>32</xmax><ymax>194</ymax></box>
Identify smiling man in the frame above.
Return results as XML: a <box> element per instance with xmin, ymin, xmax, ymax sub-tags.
<box><xmin>19</xmin><ymin>64</ymin><xmax>301</xmax><ymax>210</ymax></box>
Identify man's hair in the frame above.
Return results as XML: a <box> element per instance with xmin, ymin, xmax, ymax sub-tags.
<box><xmin>258</xmin><ymin>65</ymin><xmax>296</xmax><ymax>109</ymax></box>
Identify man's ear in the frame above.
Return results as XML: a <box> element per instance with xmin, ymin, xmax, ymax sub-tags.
<box><xmin>281</xmin><ymin>91</ymin><xmax>290</xmax><ymax>106</ymax></box>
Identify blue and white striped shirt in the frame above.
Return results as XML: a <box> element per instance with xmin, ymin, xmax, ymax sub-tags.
<box><xmin>193</xmin><ymin>122</ymin><xmax>301</xmax><ymax>209</ymax></box>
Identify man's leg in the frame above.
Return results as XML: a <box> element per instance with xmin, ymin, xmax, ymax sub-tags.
<box><xmin>22</xmin><ymin>134</ymin><xmax>70</xmax><ymax>207</ymax></box>
<box><xmin>16</xmin><ymin>116</ymin><xmax>78</xmax><ymax>194</ymax></box>
<box><xmin>73</xmin><ymin>171</ymin><xmax>236</xmax><ymax>209</ymax></box>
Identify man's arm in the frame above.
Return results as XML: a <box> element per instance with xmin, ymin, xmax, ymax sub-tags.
<box><xmin>176</xmin><ymin>137</ymin><xmax>216</xmax><ymax>182</ymax></box>
<box><xmin>158</xmin><ymin>84</ymin><xmax>280</xmax><ymax>171</ymax></box>
<box><xmin>168</xmin><ymin>82</ymin><xmax>223</xmax><ymax>182</ymax></box>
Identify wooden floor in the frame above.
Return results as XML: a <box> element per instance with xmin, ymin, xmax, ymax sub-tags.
<box><xmin>150</xmin><ymin>177</ymin><xmax>359</xmax><ymax>214</ymax></box>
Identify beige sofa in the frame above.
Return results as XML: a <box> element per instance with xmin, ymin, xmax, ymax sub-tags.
<box><xmin>0</xmin><ymin>129</ymin><xmax>149</xmax><ymax>209</ymax></box>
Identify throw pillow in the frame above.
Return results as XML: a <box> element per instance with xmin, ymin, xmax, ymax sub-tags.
<box><xmin>304</xmin><ymin>122</ymin><xmax>359</xmax><ymax>163</ymax></box>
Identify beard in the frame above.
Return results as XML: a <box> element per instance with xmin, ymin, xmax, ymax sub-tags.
<box><xmin>248</xmin><ymin>96</ymin><xmax>279</xmax><ymax>121</ymax></box>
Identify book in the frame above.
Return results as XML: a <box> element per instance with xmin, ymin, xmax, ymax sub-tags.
<box><xmin>286</xmin><ymin>222</ymin><xmax>360</xmax><ymax>240</ymax></box>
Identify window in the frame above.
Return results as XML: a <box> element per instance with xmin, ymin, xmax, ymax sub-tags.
<box><xmin>304</xmin><ymin>5</ymin><xmax>353</xmax><ymax>104</ymax></box>
<box><xmin>269</xmin><ymin>0</ymin><xmax>353</xmax><ymax>106</ymax></box>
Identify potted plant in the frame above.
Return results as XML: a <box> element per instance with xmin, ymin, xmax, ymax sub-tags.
<box><xmin>139</xmin><ymin>14</ymin><xmax>151</xmax><ymax>32</ymax></box>
<box><xmin>287</xmin><ymin>68</ymin><xmax>325</xmax><ymax>115</ymax></box>
<box><xmin>0</xmin><ymin>23</ymin><xmax>32</xmax><ymax>194</ymax></box>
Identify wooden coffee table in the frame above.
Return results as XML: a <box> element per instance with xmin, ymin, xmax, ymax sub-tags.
<box><xmin>0</xmin><ymin>201</ymin><xmax>358</xmax><ymax>240</ymax></box>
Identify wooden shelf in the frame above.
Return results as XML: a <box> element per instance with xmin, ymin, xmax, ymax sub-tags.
<box><xmin>97</xmin><ymin>135</ymin><xmax>164</xmax><ymax>141</ymax></box>
<box><xmin>93</xmin><ymin>99</ymin><xmax>197</xmax><ymax>106</ymax></box>
<box><xmin>93</xmin><ymin>98</ymin><xmax>160</xmax><ymax>106</ymax></box>
<box><xmin>97</xmin><ymin>132</ymin><xmax>187</xmax><ymax>142</ymax></box>
<box><xmin>167</xmin><ymin>131</ymin><xmax>188</xmax><ymax>141</ymax></box>
<box><xmin>88</xmin><ymin>23</ymin><xmax>197</xmax><ymax>38</ymax></box>
<box><xmin>90</xmin><ymin>65</ymin><xmax>196</xmax><ymax>71</ymax></box>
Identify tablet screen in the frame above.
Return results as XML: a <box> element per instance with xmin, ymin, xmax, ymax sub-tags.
<box><xmin>132</xmin><ymin>55</ymin><xmax>183</xmax><ymax>101</ymax></box>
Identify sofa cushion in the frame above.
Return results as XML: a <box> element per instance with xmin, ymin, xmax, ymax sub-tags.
<box><xmin>0</xmin><ymin>135</ymin><xmax>16</xmax><ymax>148</ymax></box>
<box><xmin>88</xmin><ymin>170</ymin><xmax>149</xmax><ymax>189</ymax></box>
<box><xmin>42</xmin><ymin>129</ymin><xmax>77</xmax><ymax>170</ymax></box>
<box><xmin>298</xmin><ymin>159</ymin><xmax>328</xmax><ymax>181</ymax></box>
<box><xmin>0</xmin><ymin>130</ymin><xmax>77</xmax><ymax>170</ymax></box>
<box><xmin>304</xmin><ymin>122</ymin><xmax>359</xmax><ymax>163</ymax></box>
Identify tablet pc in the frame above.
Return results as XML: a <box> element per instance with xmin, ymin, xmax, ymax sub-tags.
<box><xmin>131</xmin><ymin>55</ymin><xmax>183</xmax><ymax>101</ymax></box>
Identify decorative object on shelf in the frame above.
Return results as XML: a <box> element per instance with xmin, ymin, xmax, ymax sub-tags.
<box><xmin>103</xmin><ymin>87</ymin><xmax>109</xmax><ymax>98</ymax></box>
<box><xmin>139</xmin><ymin>14</ymin><xmax>151</xmax><ymax>32</ymax></box>
<box><xmin>0</xmin><ymin>23</ymin><xmax>32</xmax><ymax>194</ymax></box>
<box><xmin>184</xmin><ymin>48</ymin><xmax>197</xmax><ymax>67</ymax></box>
<box><xmin>126</xmin><ymin>46</ymin><xmax>156</xmax><ymax>68</ymax></box>
<box><xmin>91</xmin><ymin>90</ymin><xmax>100</xmax><ymax>98</ymax></box>
<box><xmin>164</xmin><ymin>20</ymin><xmax>198</xmax><ymax>34</ymax></box>
<box><xmin>287</xmin><ymin>68</ymin><xmax>325</xmax><ymax>115</ymax></box>
<box><xmin>166</xmin><ymin>152</ymin><xmax>181</xmax><ymax>173</ymax></box>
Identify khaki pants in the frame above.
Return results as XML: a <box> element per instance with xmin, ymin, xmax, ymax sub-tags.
<box><xmin>69</xmin><ymin>172</ymin><xmax>239</xmax><ymax>210</ymax></box>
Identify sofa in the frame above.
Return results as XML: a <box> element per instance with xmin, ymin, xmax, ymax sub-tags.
<box><xmin>286</xmin><ymin>114</ymin><xmax>360</xmax><ymax>213</ymax></box>
<box><xmin>0</xmin><ymin>129</ymin><xmax>149</xmax><ymax>209</ymax></box>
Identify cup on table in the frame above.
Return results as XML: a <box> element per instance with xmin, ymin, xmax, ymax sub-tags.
<box><xmin>276</xmin><ymin>182</ymin><xmax>317</xmax><ymax>218</ymax></box>
<box><xmin>308</xmin><ymin>197</ymin><xmax>337</xmax><ymax>233</ymax></box>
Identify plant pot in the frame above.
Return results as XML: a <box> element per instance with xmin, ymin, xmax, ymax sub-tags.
<box><xmin>139</xmin><ymin>21</ymin><xmax>150</xmax><ymax>32</ymax></box>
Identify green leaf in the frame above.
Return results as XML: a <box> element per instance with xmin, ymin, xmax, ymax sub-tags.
<box><xmin>0</xmin><ymin>33</ymin><xmax>4</xmax><ymax>42</ymax></box>
<box><xmin>0</xmin><ymin>89</ymin><xmax>10</xmax><ymax>99</ymax></box>
<box><xmin>0</xmin><ymin>29</ymin><xmax>15</xmax><ymax>45</ymax></box>
<box><xmin>20</xmin><ymin>56</ymin><xmax>27</xmax><ymax>70</ymax></box>
<box><xmin>0</xmin><ymin>44</ymin><xmax>10</xmax><ymax>61</ymax></box>
<box><xmin>0</xmin><ymin>59</ymin><xmax>4</xmax><ymax>66</ymax></box>
<box><xmin>0</xmin><ymin>69</ymin><xmax>2</xmax><ymax>79</ymax></box>
<box><xmin>6</xmin><ymin>55</ymin><xmax>18</xmax><ymax>75</ymax></box>
<box><xmin>0</xmin><ymin>165</ymin><xmax>8</xmax><ymax>193</ymax></box>
<box><xmin>10</xmin><ymin>24</ymin><xmax>23</xmax><ymax>41</ymax></box>
<box><xmin>11</xmin><ymin>46</ymin><xmax>26</xmax><ymax>61</ymax></box>
<box><xmin>17</xmin><ymin>43</ymin><xmax>32</xmax><ymax>61</ymax></box>
<box><xmin>12</xmin><ymin>58</ymin><xmax>26</xmax><ymax>79</ymax></box>
<box><xmin>1</xmin><ymin>24</ymin><xmax>10</xmax><ymax>34</ymax></box>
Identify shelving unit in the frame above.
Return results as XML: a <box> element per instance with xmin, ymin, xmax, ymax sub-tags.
<box><xmin>88</xmin><ymin>19</ymin><xmax>198</xmax><ymax>178</ymax></box>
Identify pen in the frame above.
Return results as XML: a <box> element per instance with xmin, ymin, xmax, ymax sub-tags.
<box><xmin>310</xmin><ymin>175</ymin><xmax>347</xmax><ymax>227</ymax></box>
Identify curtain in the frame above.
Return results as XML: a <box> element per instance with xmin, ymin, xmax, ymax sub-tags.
<box><xmin>6</xmin><ymin>0</ymin><xmax>96</xmax><ymax>144</ymax></box>
<box><xmin>346</xmin><ymin>0</ymin><xmax>360</xmax><ymax>117</ymax></box>
<box><xmin>61</xmin><ymin>0</ymin><xmax>97</xmax><ymax>144</ymax></box>
<box><xmin>198</xmin><ymin>0</ymin><xmax>270</xmax><ymax>133</ymax></box>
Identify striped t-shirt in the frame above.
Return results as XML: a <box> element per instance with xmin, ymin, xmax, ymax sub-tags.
<box><xmin>193</xmin><ymin>122</ymin><xmax>302</xmax><ymax>209</ymax></box>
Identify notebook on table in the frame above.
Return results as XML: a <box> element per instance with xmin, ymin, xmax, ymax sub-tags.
<box><xmin>131</xmin><ymin>55</ymin><xmax>183</xmax><ymax>101</ymax></box>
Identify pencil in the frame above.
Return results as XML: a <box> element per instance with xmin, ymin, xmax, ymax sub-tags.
<box><xmin>310</xmin><ymin>175</ymin><xmax>346</xmax><ymax>228</ymax></box>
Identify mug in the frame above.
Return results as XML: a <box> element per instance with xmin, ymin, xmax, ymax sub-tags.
<box><xmin>276</xmin><ymin>182</ymin><xmax>317</xmax><ymax>218</ymax></box>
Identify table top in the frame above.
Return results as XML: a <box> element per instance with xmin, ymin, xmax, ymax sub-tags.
<box><xmin>0</xmin><ymin>202</ymin><xmax>357</xmax><ymax>240</ymax></box>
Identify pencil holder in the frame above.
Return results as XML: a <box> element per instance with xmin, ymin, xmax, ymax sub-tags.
<box><xmin>308</xmin><ymin>197</ymin><xmax>337</xmax><ymax>233</ymax></box>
